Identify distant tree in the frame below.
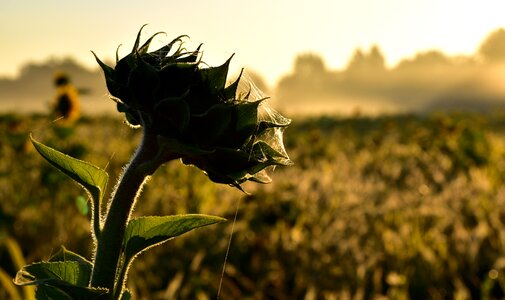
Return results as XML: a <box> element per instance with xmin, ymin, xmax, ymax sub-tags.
<box><xmin>0</xmin><ymin>57</ymin><xmax>105</xmax><ymax>100</ymax></box>
<box><xmin>479</xmin><ymin>28</ymin><xmax>505</xmax><ymax>63</ymax></box>
<box><xmin>347</xmin><ymin>48</ymin><xmax>366</xmax><ymax>71</ymax></box>
<box><xmin>276</xmin><ymin>53</ymin><xmax>330</xmax><ymax>101</ymax></box>
<box><xmin>395</xmin><ymin>50</ymin><xmax>452</xmax><ymax>70</ymax></box>
<box><xmin>293</xmin><ymin>53</ymin><xmax>327</xmax><ymax>77</ymax></box>
<box><xmin>369</xmin><ymin>45</ymin><xmax>386</xmax><ymax>70</ymax></box>
<box><xmin>346</xmin><ymin>45</ymin><xmax>386</xmax><ymax>73</ymax></box>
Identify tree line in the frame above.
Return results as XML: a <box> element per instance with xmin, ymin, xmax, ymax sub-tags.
<box><xmin>2</xmin><ymin>28</ymin><xmax>505</xmax><ymax>115</ymax></box>
<box><xmin>276</xmin><ymin>28</ymin><xmax>505</xmax><ymax>114</ymax></box>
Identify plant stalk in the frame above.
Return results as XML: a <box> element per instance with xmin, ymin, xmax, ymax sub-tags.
<box><xmin>90</xmin><ymin>130</ymin><xmax>159</xmax><ymax>293</ymax></box>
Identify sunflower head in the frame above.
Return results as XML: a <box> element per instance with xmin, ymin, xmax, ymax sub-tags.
<box><xmin>93</xmin><ymin>26</ymin><xmax>292</xmax><ymax>189</ymax></box>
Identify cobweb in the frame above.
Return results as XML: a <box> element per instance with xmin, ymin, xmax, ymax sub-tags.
<box><xmin>216</xmin><ymin>70</ymin><xmax>291</xmax><ymax>299</ymax></box>
<box><xmin>236</xmin><ymin>71</ymin><xmax>292</xmax><ymax>168</ymax></box>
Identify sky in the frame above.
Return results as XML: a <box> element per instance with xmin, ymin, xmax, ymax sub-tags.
<box><xmin>2</xmin><ymin>0</ymin><xmax>505</xmax><ymax>85</ymax></box>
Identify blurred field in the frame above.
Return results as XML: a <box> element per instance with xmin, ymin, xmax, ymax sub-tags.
<box><xmin>2</xmin><ymin>111</ymin><xmax>505</xmax><ymax>299</ymax></box>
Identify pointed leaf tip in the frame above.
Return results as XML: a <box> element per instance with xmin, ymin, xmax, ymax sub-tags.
<box><xmin>91</xmin><ymin>51</ymin><xmax>115</xmax><ymax>77</ymax></box>
<box><xmin>30</xmin><ymin>135</ymin><xmax>108</xmax><ymax>202</ymax></box>
<box><xmin>123</xmin><ymin>215</ymin><xmax>226</xmax><ymax>266</ymax></box>
<box><xmin>223</xmin><ymin>68</ymin><xmax>244</xmax><ymax>100</ymax></box>
<box><xmin>116</xmin><ymin>44</ymin><xmax>123</xmax><ymax>63</ymax></box>
<box><xmin>30</xmin><ymin>135</ymin><xmax>108</xmax><ymax>235</ymax></box>
<box><xmin>138</xmin><ymin>31</ymin><xmax>166</xmax><ymax>54</ymax></box>
<box><xmin>133</xmin><ymin>24</ymin><xmax>149</xmax><ymax>53</ymax></box>
<box><xmin>201</xmin><ymin>54</ymin><xmax>235</xmax><ymax>93</ymax></box>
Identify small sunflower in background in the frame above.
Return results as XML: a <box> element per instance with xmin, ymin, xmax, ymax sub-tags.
<box><xmin>52</xmin><ymin>72</ymin><xmax>80</xmax><ymax>123</ymax></box>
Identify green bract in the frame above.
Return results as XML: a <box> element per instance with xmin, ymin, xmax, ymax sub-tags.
<box><xmin>93</xmin><ymin>26</ymin><xmax>292</xmax><ymax>188</ymax></box>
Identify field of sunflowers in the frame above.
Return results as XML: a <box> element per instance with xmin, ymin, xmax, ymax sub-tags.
<box><xmin>2</xmin><ymin>111</ymin><xmax>505</xmax><ymax>299</ymax></box>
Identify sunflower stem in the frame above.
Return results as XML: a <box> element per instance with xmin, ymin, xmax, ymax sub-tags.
<box><xmin>89</xmin><ymin>130</ymin><xmax>159</xmax><ymax>295</ymax></box>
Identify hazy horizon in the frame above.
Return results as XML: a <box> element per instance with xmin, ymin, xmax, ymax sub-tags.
<box><xmin>3</xmin><ymin>0</ymin><xmax>505</xmax><ymax>86</ymax></box>
<box><xmin>3</xmin><ymin>36</ymin><xmax>505</xmax><ymax>118</ymax></box>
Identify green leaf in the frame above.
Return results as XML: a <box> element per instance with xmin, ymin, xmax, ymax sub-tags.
<box><xmin>175</xmin><ymin>44</ymin><xmax>202</xmax><ymax>63</ymax></box>
<box><xmin>15</xmin><ymin>261</ymin><xmax>91</xmax><ymax>287</ymax></box>
<box><xmin>120</xmin><ymin>289</ymin><xmax>132</xmax><ymax>300</ymax></box>
<box><xmin>30</xmin><ymin>135</ymin><xmax>108</xmax><ymax>202</ymax></box>
<box><xmin>48</xmin><ymin>246</ymin><xmax>92</xmax><ymax>267</ymax></box>
<box><xmin>30</xmin><ymin>135</ymin><xmax>108</xmax><ymax>235</ymax></box>
<box><xmin>35</xmin><ymin>284</ymin><xmax>108</xmax><ymax>300</ymax></box>
<box><xmin>123</xmin><ymin>215</ymin><xmax>226</xmax><ymax>263</ymax></box>
<box><xmin>91</xmin><ymin>51</ymin><xmax>115</xmax><ymax>80</ymax></box>
<box><xmin>236</xmin><ymin>100</ymin><xmax>261</xmax><ymax>133</ymax></box>
<box><xmin>35</xmin><ymin>285</ymin><xmax>73</xmax><ymax>300</ymax></box>
<box><xmin>91</xmin><ymin>51</ymin><xmax>119</xmax><ymax>97</ymax></box>
<box><xmin>132</xmin><ymin>24</ymin><xmax>148</xmax><ymax>53</ymax></box>
<box><xmin>15</xmin><ymin>261</ymin><xmax>108</xmax><ymax>299</ymax></box>
<box><xmin>223</xmin><ymin>68</ymin><xmax>243</xmax><ymax>100</ymax></box>
<box><xmin>138</xmin><ymin>31</ymin><xmax>165</xmax><ymax>54</ymax></box>
<box><xmin>201</xmin><ymin>55</ymin><xmax>233</xmax><ymax>94</ymax></box>
<box><xmin>153</xmin><ymin>35</ymin><xmax>188</xmax><ymax>65</ymax></box>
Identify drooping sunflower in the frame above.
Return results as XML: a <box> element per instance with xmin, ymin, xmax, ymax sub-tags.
<box><xmin>93</xmin><ymin>26</ymin><xmax>292</xmax><ymax>189</ymax></box>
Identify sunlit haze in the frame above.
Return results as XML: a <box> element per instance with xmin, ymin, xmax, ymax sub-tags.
<box><xmin>2</xmin><ymin>0</ymin><xmax>505</xmax><ymax>85</ymax></box>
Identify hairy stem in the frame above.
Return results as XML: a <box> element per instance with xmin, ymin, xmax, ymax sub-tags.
<box><xmin>113</xmin><ymin>258</ymin><xmax>132</xmax><ymax>299</ymax></box>
<box><xmin>92</xmin><ymin>196</ymin><xmax>101</xmax><ymax>241</ymax></box>
<box><xmin>90</xmin><ymin>130</ymin><xmax>159</xmax><ymax>292</ymax></box>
